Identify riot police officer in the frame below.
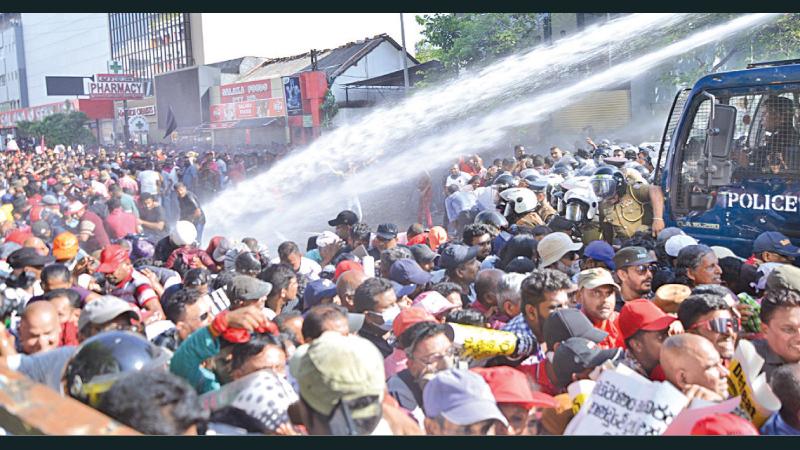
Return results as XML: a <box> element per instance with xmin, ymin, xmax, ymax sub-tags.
<box><xmin>499</xmin><ymin>187</ymin><xmax>543</xmax><ymax>228</ymax></box>
<box><xmin>527</xmin><ymin>179</ymin><xmax>558</xmax><ymax>223</ymax></box>
<box><xmin>590</xmin><ymin>165</ymin><xmax>665</xmax><ymax>244</ymax></box>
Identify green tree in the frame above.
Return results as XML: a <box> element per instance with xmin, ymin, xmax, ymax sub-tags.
<box><xmin>16</xmin><ymin>111</ymin><xmax>96</xmax><ymax>146</ymax></box>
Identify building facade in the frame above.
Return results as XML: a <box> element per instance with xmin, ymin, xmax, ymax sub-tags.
<box><xmin>0</xmin><ymin>13</ymin><xmax>26</xmax><ymax>112</ymax></box>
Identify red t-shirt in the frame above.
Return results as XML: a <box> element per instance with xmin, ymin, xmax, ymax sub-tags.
<box><xmin>105</xmin><ymin>208</ymin><xmax>138</xmax><ymax>239</ymax></box>
<box><xmin>589</xmin><ymin>311</ymin><xmax>625</xmax><ymax>350</ymax></box>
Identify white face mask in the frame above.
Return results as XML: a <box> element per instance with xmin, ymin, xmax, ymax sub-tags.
<box><xmin>378</xmin><ymin>304</ymin><xmax>401</xmax><ymax>331</ymax></box>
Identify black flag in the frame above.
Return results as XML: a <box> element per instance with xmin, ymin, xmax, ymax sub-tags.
<box><xmin>163</xmin><ymin>106</ymin><xmax>177</xmax><ymax>140</ymax></box>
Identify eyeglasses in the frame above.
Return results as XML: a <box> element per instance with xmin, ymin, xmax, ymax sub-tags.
<box><xmin>412</xmin><ymin>346</ymin><xmax>457</xmax><ymax>366</ymax></box>
<box><xmin>627</xmin><ymin>264</ymin><xmax>656</xmax><ymax>275</ymax></box>
<box><xmin>690</xmin><ymin>317</ymin><xmax>740</xmax><ymax>334</ymax></box>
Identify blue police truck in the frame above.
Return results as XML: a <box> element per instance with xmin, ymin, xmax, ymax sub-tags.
<box><xmin>657</xmin><ymin>59</ymin><xmax>800</xmax><ymax>257</ymax></box>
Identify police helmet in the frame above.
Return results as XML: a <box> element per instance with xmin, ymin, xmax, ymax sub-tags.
<box><xmin>552</xmin><ymin>161</ymin><xmax>574</xmax><ymax>178</ymax></box>
<box><xmin>564</xmin><ymin>186</ymin><xmax>599</xmax><ymax>222</ymax></box>
<box><xmin>492</xmin><ymin>173</ymin><xmax>516</xmax><ymax>191</ymax></box>
<box><xmin>499</xmin><ymin>188</ymin><xmax>538</xmax><ymax>216</ymax></box>
<box><xmin>590</xmin><ymin>165</ymin><xmax>626</xmax><ymax>201</ymax></box>
<box><xmin>474</xmin><ymin>210</ymin><xmax>509</xmax><ymax>230</ymax></box>
<box><xmin>235</xmin><ymin>251</ymin><xmax>262</xmax><ymax>275</ymax></box>
<box><xmin>63</xmin><ymin>331</ymin><xmax>170</xmax><ymax>407</ymax></box>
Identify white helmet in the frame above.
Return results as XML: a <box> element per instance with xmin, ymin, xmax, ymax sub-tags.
<box><xmin>564</xmin><ymin>186</ymin><xmax>598</xmax><ymax>222</ymax></box>
<box><xmin>171</xmin><ymin>220</ymin><xmax>197</xmax><ymax>246</ymax></box>
<box><xmin>560</xmin><ymin>175</ymin><xmax>591</xmax><ymax>191</ymax></box>
<box><xmin>543</xmin><ymin>174</ymin><xmax>564</xmax><ymax>186</ymax></box>
<box><xmin>499</xmin><ymin>187</ymin><xmax>538</xmax><ymax>216</ymax></box>
<box><xmin>519</xmin><ymin>168</ymin><xmax>541</xmax><ymax>179</ymax></box>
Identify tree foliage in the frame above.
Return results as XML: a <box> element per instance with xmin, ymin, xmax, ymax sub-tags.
<box><xmin>16</xmin><ymin>110</ymin><xmax>96</xmax><ymax>146</ymax></box>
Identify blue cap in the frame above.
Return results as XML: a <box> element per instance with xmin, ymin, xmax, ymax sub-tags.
<box><xmin>584</xmin><ymin>240</ymin><xmax>616</xmax><ymax>270</ymax></box>
<box><xmin>390</xmin><ymin>280</ymin><xmax>416</xmax><ymax>298</ymax></box>
<box><xmin>422</xmin><ymin>369</ymin><xmax>508</xmax><ymax>426</ymax></box>
<box><xmin>753</xmin><ymin>231</ymin><xmax>800</xmax><ymax>258</ymax></box>
<box><xmin>302</xmin><ymin>278</ymin><xmax>338</xmax><ymax>311</ymax></box>
<box><xmin>389</xmin><ymin>258</ymin><xmax>432</xmax><ymax>286</ymax></box>
<box><xmin>438</xmin><ymin>244</ymin><xmax>479</xmax><ymax>270</ymax></box>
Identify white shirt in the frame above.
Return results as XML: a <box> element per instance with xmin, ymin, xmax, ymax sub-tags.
<box><xmin>445</xmin><ymin>172</ymin><xmax>471</xmax><ymax>188</ymax></box>
<box><xmin>138</xmin><ymin>170</ymin><xmax>161</xmax><ymax>195</ymax></box>
<box><xmin>269</xmin><ymin>256</ymin><xmax>321</xmax><ymax>281</ymax></box>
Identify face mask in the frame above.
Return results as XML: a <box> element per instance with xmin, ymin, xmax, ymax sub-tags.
<box><xmin>558</xmin><ymin>259</ymin><xmax>581</xmax><ymax>278</ymax></box>
<box><xmin>66</xmin><ymin>218</ymin><xmax>79</xmax><ymax>228</ymax></box>
<box><xmin>378</xmin><ymin>304</ymin><xmax>401</xmax><ymax>331</ymax></box>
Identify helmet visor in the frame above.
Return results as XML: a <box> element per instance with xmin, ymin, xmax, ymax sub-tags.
<box><xmin>591</xmin><ymin>176</ymin><xmax>617</xmax><ymax>200</ymax></box>
<box><xmin>565</xmin><ymin>202</ymin><xmax>585</xmax><ymax>222</ymax></box>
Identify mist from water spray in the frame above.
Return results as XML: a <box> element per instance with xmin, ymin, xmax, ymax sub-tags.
<box><xmin>208</xmin><ymin>13</ymin><xmax>779</xmax><ymax>246</ymax></box>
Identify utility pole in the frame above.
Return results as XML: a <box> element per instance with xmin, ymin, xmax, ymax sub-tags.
<box><xmin>400</xmin><ymin>13</ymin><xmax>410</xmax><ymax>94</ymax></box>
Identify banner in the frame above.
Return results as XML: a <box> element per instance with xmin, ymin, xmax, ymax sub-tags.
<box><xmin>210</xmin><ymin>98</ymin><xmax>286</xmax><ymax>123</ymax></box>
<box><xmin>447</xmin><ymin>323</ymin><xmax>517</xmax><ymax>360</ymax></box>
<box><xmin>283</xmin><ymin>76</ymin><xmax>303</xmax><ymax>116</ymax></box>
<box><xmin>88</xmin><ymin>74</ymin><xmax>146</xmax><ymax>100</ymax></box>
<box><xmin>117</xmin><ymin>105</ymin><xmax>156</xmax><ymax>118</ymax></box>
<box><xmin>663</xmin><ymin>397</ymin><xmax>742</xmax><ymax>435</ymax></box>
<box><xmin>220</xmin><ymin>79</ymin><xmax>274</xmax><ymax>104</ymax></box>
<box><xmin>565</xmin><ymin>366</ymin><xmax>689</xmax><ymax>435</ymax></box>
<box><xmin>0</xmin><ymin>100</ymin><xmax>79</xmax><ymax>128</ymax></box>
<box><xmin>727</xmin><ymin>339</ymin><xmax>781</xmax><ymax>427</ymax></box>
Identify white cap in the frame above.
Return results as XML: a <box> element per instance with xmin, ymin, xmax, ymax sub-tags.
<box><xmin>711</xmin><ymin>246</ymin><xmax>743</xmax><ymax>261</ymax></box>
<box><xmin>171</xmin><ymin>220</ymin><xmax>197</xmax><ymax>246</ymax></box>
<box><xmin>315</xmin><ymin>231</ymin><xmax>341</xmax><ymax>248</ymax></box>
<box><xmin>538</xmin><ymin>232</ymin><xmax>583</xmax><ymax>269</ymax></box>
<box><xmin>665</xmin><ymin>234</ymin><xmax>699</xmax><ymax>258</ymax></box>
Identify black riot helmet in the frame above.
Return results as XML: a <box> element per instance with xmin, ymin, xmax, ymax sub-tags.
<box><xmin>474</xmin><ymin>210</ymin><xmax>510</xmax><ymax>230</ymax></box>
<box><xmin>235</xmin><ymin>251</ymin><xmax>262</xmax><ymax>276</ymax></box>
<box><xmin>63</xmin><ymin>331</ymin><xmax>171</xmax><ymax>407</ymax></box>
<box><xmin>590</xmin><ymin>165</ymin><xmax>626</xmax><ymax>201</ymax></box>
<box><xmin>492</xmin><ymin>173</ymin><xmax>516</xmax><ymax>191</ymax></box>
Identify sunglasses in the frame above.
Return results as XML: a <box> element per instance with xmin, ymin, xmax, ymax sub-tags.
<box><xmin>627</xmin><ymin>264</ymin><xmax>656</xmax><ymax>275</ymax></box>
<box><xmin>690</xmin><ymin>317</ymin><xmax>741</xmax><ymax>334</ymax></box>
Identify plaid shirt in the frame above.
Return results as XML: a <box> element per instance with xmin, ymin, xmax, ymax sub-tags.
<box><xmin>502</xmin><ymin>314</ymin><xmax>546</xmax><ymax>365</ymax></box>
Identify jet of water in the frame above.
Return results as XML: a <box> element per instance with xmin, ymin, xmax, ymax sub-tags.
<box><xmin>207</xmin><ymin>13</ymin><xmax>779</xmax><ymax>247</ymax></box>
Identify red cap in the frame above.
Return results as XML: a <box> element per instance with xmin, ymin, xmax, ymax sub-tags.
<box><xmin>618</xmin><ymin>299</ymin><xmax>676</xmax><ymax>340</ymax></box>
<box><xmin>4</xmin><ymin>228</ymin><xmax>33</xmax><ymax>245</ymax></box>
<box><xmin>334</xmin><ymin>260</ymin><xmax>363</xmax><ymax>281</ymax></box>
<box><xmin>690</xmin><ymin>413</ymin><xmax>759</xmax><ymax>435</ymax></box>
<box><xmin>96</xmin><ymin>245</ymin><xmax>131</xmax><ymax>273</ymax></box>
<box><xmin>472</xmin><ymin>366</ymin><xmax>557</xmax><ymax>410</ymax></box>
<box><xmin>392</xmin><ymin>307</ymin><xmax>436</xmax><ymax>338</ymax></box>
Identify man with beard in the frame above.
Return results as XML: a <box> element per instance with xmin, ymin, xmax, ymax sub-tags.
<box><xmin>613</xmin><ymin>246</ymin><xmax>656</xmax><ymax>311</ymax></box>
<box><xmin>462</xmin><ymin>224</ymin><xmax>493</xmax><ymax>262</ymax></box>
<box><xmin>576</xmin><ymin>268</ymin><xmax>624</xmax><ymax>349</ymax></box>
<box><xmin>678</xmin><ymin>293</ymin><xmax>738</xmax><ymax>363</ymax></box>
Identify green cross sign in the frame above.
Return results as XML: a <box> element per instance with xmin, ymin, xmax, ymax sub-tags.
<box><xmin>108</xmin><ymin>60</ymin><xmax>123</xmax><ymax>74</ymax></box>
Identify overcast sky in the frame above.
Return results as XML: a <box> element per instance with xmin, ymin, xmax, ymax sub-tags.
<box><xmin>201</xmin><ymin>13</ymin><xmax>426</xmax><ymax>63</ymax></box>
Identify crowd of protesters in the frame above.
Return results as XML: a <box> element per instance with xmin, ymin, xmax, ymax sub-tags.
<box><xmin>0</xmin><ymin>137</ymin><xmax>799</xmax><ymax>436</ymax></box>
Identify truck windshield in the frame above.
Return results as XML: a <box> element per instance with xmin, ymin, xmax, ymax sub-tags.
<box><xmin>674</xmin><ymin>86</ymin><xmax>800</xmax><ymax>212</ymax></box>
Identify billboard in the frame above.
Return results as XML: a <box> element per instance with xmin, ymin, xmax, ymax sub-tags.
<box><xmin>210</xmin><ymin>98</ymin><xmax>285</xmax><ymax>123</ymax></box>
<box><xmin>45</xmin><ymin>76</ymin><xmax>86</xmax><ymax>96</ymax></box>
<box><xmin>283</xmin><ymin>76</ymin><xmax>303</xmax><ymax>116</ymax></box>
<box><xmin>0</xmin><ymin>100</ymin><xmax>79</xmax><ymax>129</ymax></box>
<box><xmin>219</xmin><ymin>79</ymin><xmax>275</xmax><ymax>104</ymax></box>
<box><xmin>155</xmin><ymin>66</ymin><xmax>221</xmax><ymax>129</ymax></box>
<box><xmin>88</xmin><ymin>74</ymin><xmax>146</xmax><ymax>100</ymax></box>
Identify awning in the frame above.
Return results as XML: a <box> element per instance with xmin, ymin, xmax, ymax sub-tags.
<box><xmin>197</xmin><ymin>117</ymin><xmax>281</xmax><ymax>131</ymax></box>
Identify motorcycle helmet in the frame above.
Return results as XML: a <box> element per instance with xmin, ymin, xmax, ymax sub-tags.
<box><xmin>474</xmin><ymin>210</ymin><xmax>509</xmax><ymax>230</ymax></box>
<box><xmin>564</xmin><ymin>186</ymin><xmax>599</xmax><ymax>222</ymax></box>
<box><xmin>63</xmin><ymin>331</ymin><xmax>171</xmax><ymax>407</ymax></box>
<box><xmin>590</xmin><ymin>166</ymin><xmax>626</xmax><ymax>201</ymax></box>
<box><xmin>519</xmin><ymin>168</ymin><xmax>541</xmax><ymax>179</ymax></box>
<box><xmin>560</xmin><ymin>175</ymin><xmax>591</xmax><ymax>192</ymax></box>
<box><xmin>499</xmin><ymin>188</ymin><xmax>538</xmax><ymax>216</ymax></box>
<box><xmin>552</xmin><ymin>160</ymin><xmax>574</xmax><ymax>178</ymax></box>
<box><xmin>492</xmin><ymin>173</ymin><xmax>517</xmax><ymax>191</ymax></box>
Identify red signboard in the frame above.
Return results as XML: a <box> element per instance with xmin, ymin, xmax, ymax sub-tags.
<box><xmin>219</xmin><ymin>79</ymin><xmax>273</xmax><ymax>104</ymax></box>
<box><xmin>210</xmin><ymin>98</ymin><xmax>285</xmax><ymax>123</ymax></box>
<box><xmin>0</xmin><ymin>100</ymin><xmax>79</xmax><ymax>129</ymax></box>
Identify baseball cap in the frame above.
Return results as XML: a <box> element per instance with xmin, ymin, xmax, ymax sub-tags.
<box><xmin>7</xmin><ymin>247</ymin><xmax>54</xmax><ymax>269</ymax></box>
<box><xmin>66</xmin><ymin>200</ymin><xmax>85</xmax><ymax>215</ymax></box>
<box><xmin>665</xmin><ymin>234</ymin><xmax>699</xmax><ymax>258</ymax></box>
<box><xmin>96</xmin><ymin>245</ymin><xmax>130</xmax><ymax>273</ymax></box>
<box><xmin>391</xmin><ymin>280</ymin><xmax>416</xmax><ymax>299</ymax></box>
<box><xmin>552</xmin><ymin>337</ymin><xmax>622</xmax><ymax>388</ymax></box>
<box><xmin>334</xmin><ymin>260</ymin><xmax>363</xmax><ymax>281</ymax></box>
<box><xmin>78</xmin><ymin>295</ymin><xmax>141</xmax><ymax>331</ymax></box>
<box><xmin>302</xmin><ymin>278</ymin><xmax>338</xmax><ymax>311</ymax></box>
<box><xmin>376</xmin><ymin>223</ymin><xmax>399</xmax><ymax>240</ymax></box>
<box><xmin>438</xmin><ymin>244</ymin><xmax>479</xmax><ymax>270</ymax></box>
<box><xmin>31</xmin><ymin>221</ymin><xmax>51</xmax><ymax>239</ymax></box>
<box><xmin>392</xmin><ymin>307</ymin><xmax>437</xmax><ymax>338</ymax></box>
<box><xmin>656</xmin><ymin>227</ymin><xmax>685</xmax><ymax>243</ymax></box>
<box><xmin>710</xmin><ymin>246</ymin><xmax>742</xmax><ymax>261</ymax></box>
<box><xmin>409</xmin><ymin>244</ymin><xmax>438</xmax><ymax>264</ymax></box>
<box><xmin>228</xmin><ymin>275</ymin><xmax>273</xmax><ymax>301</ymax></box>
<box><xmin>52</xmin><ymin>232</ymin><xmax>79</xmax><ymax>261</ymax></box>
<box><xmin>422</xmin><ymin>368</ymin><xmax>508</xmax><ymax>426</ymax></box>
<box><xmin>505</xmin><ymin>256</ymin><xmax>536</xmax><ymax>274</ymax></box>
<box><xmin>583</xmin><ymin>240</ymin><xmax>616</xmax><ymax>270</ymax></box>
<box><xmin>4</xmin><ymin>228</ymin><xmax>32</xmax><ymax>245</ymax></box>
<box><xmin>766</xmin><ymin>264</ymin><xmax>800</xmax><ymax>293</ymax></box>
<box><xmin>289</xmin><ymin>331</ymin><xmax>385</xmax><ymax>418</ymax></box>
<box><xmin>537</xmin><ymin>232</ymin><xmax>582</xmax><ymax>269</ymax></box>
<box><xmin>472</xmin><ymin>366</ymin><xmax>556</xmax><ymax>410</ymax></box>
<box><xmin>412</xmin><ymin>291</ymin><xmax>459</xmax><ymax>318</ymax></box>
<box><xmin>230</xmin><ymin>370</ymin><xmax>299</xmax><ymax>434</ymax></box>
<box><xmin>613</xmin><ymin>246</ymin><xmax>656</xmax><ymax>269</ymax></box>
<box><xmin>328</xmin><ymin>210</ymin><xmax>359</xmax><ymax>227</ymax></box>
<box><xmin>578</xmin><ymin>268</ymin><xmax>620</xmax><ymax>291</ymax></box>
<box><xmin>316</xmin><ymin>231</ymin><xmax>341</xmax><ymax>248</ymax></box>
<box><xmin>389</xmin><ymin>258</ymin><xmax>432</xmax><ymax>286</ymax></box>
<box><xmin>689</xmin><ymin>413</ymin><xmax>759</xmax><ymax>436</ymax></box>
<box><xmin>212</xmin><ymin>237</ymin><xmax>232</xmax><ymax>263</ymax></box>
<box><xmin>753</xmin><ymin>231</ymin><xmax>800</xmax><ymax>258</ymax></box>
<box><xmin>543</xmin><ymin>308</ymin><xmax>608</xmax><ymax>349</ymax></box>
<box><xmin>41</xmin><ymin>195</ymin><xmax>58</xmax><ymax>206</ymax></box>
<box><xmin>618</xmin><ymin>299</ymin><xmax>677</xmax><ymax>340</ymax></box>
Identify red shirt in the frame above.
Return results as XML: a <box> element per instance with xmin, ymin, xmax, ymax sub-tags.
<box><xmin>588</xmin><ymin>311</ymin><xmax>625</xmax><ymax>350</ymax></box>
<box><xmin>105</xmin><ymin>208</ymin><xmax>138</xmax><ymax>239</ymax></box>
